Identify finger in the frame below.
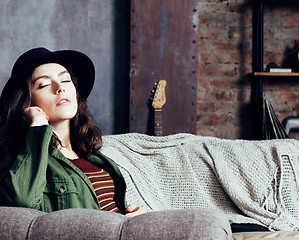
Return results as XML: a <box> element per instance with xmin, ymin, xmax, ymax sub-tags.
<box><xmin>24</xmin><ymin>106</ymin><xmax>49</xmax><ymax>126</ymax></box>
<box><xmin>34</xmin><ymin>107</ymin><xmax>49</xmax><ymax>121</ymax></box>
<box><xmin>126</xmin><ymin>211</ymin><xmax>140</xmax><ymax>218</ymax></box>
<box><xmin>126</xmin><ymin>205</ymin><xmax>137</xmax><ymax>213</ymax></box>
<box><xmin>125</xmin><ymin>206</ymin><xmax>147</xmax><ymax>218</ymax></box>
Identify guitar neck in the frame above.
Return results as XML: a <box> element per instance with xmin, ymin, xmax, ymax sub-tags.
<box><xmin>151</xmin><ymin>79</ymin><xmax>167</xmax><ymax>136</ymax></box>
<box><xmin>154</xmin><ymin>109</ymin><xmax>162</xmax><ymax>136</ymax></box>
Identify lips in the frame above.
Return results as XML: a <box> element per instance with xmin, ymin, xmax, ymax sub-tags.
<box><xmin>56</xmin><ymin>97</ymin><xmax>71</xmax><ymax>106</ymax></box>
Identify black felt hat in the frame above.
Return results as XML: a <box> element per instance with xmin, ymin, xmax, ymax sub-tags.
<box><xmin>0</xmin><ymin>47</ymin><xmax>95</xmax><ymax>102</ymax></box>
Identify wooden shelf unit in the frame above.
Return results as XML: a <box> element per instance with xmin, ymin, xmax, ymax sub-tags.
<box><xmin>254</xmin><ymin>72</ymin><xmax>299</xmax><ymax>77</ymax></box>
<box><xmin>251</xmin><ymin>1</ymin><xmax>298</xmax><ymax>139</ymax></box>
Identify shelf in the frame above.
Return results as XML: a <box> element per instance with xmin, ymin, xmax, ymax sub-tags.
<box><xmin>251</xmin><ymin>1</ymin><xmax>299</xmax><ymax>139</ymax></box>
<box><xmin>254</xmin><ymin>72</ymin><xmax>299</xmax><ymax>77</ymax></box>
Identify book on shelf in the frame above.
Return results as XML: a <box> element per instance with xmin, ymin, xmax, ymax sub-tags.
<box><xmin>265</xmin><ymin>62</ymin><xmax>292</xmax><ymax>73</ymax></box>
<box><xmin>269</xmin><ymin>68</ymin><xmax>292</xmax><ymax>73</ymax></box>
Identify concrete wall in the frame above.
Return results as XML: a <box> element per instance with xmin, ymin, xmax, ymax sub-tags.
<box><xmin>0</xmin><ymin>0</ymin><xmax>130</xmax><ymax>135</ymax></box>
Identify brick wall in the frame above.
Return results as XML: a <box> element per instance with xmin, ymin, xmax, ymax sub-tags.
<box><xmin>196</xmin><ymin>0</ymin><xmax>299</xmax><ymax>139</ymax></box>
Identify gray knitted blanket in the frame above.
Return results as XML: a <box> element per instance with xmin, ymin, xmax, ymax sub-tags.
<box><xmin>101</xmin><ymin>133</ymin><xmax>299</xmax><ymax>231</ymax></box>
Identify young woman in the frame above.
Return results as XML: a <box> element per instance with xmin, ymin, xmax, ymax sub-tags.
<box><xmin>0</xmin><ymin>47</ymin><xmax>146</xmax><ymax>217</ymax></box>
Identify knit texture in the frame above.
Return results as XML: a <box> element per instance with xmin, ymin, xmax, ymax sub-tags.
<box><xmin>101</xmin><ymin>133</ymin><xmax>299</xmax><ymax>231</ymax></box>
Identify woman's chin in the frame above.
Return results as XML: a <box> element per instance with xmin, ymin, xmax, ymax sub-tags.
<box><xmin>48</xmin><ymin>114</ymin><xmax>76</xmax><ymax>124</ymax></box>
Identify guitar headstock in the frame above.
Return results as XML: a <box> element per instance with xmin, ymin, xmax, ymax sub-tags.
<box><xmin>152</xmin><ymin>80</ymin><xmax>167</xmax><ymax>109</ymax></box>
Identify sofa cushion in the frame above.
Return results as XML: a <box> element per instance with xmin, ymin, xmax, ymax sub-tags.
<box><xmin>28</xmin><ymin>208</ymin><xmax>127</xmax><ymax>240</ymax></box>
<box><xmin>0</xmin><ymin>206</ymin><xmax>46</xmax><ymax>239</ymax></box>
<box><xmin>0</xmin><ymin>207</ymin><xmax>231</xmax><ymax>239</ymax></box>
<box><xmin>120</xmin><ymin>209</ymin><xmax>232</xmax><ymax>240</ymax></box>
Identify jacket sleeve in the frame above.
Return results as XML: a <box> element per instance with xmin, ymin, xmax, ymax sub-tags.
<box><xmin>0</xmin><ymin>125</ymin><xmax>53</xmax><ymax>209</ymax></box>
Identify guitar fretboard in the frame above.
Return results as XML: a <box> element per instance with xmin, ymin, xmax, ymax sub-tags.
<box><xmin>154</xmin><ymin>109</ymin><xmax>162</xmax><ymax>136</ymax></box>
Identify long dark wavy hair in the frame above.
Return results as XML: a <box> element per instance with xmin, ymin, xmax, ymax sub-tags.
<box><xmin>0</xmin><ymin>70</ymin><xmax>102</xmax><ymax>158</ymax></box>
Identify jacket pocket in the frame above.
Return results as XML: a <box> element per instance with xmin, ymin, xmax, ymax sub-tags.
<box><xmin>43</xmin><ymin>178</ymin><xmax>78</xmax><ymax>212</ymax></box>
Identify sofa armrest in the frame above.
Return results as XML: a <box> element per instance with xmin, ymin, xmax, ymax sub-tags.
<box><xmin>0</xmin><ymin>206</ymin><xmax>231</xmax><ymax>239</ymax></box>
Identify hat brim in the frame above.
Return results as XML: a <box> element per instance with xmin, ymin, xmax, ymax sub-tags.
<box><xmin>2</xmin><ymin>49</ymin><xmax>95</xmax><ymax>101</ymax></box>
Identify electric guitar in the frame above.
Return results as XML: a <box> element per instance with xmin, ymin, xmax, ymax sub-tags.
<box><xmin>152</xmin><ymin>80</ymin><xmax>167</xmax><ymax>136</ymax></box>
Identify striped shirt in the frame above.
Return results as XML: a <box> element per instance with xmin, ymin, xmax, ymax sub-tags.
<box><xmin>71</xmin><ymin>158</ymin><xmax>120</xmax><ymax>213</ymax></box>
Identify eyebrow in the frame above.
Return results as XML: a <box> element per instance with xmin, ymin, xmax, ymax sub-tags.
<box><xmin>32</xmin><ymin>70</ymin><xmax>70</xmax><ymax>84</ymax></box>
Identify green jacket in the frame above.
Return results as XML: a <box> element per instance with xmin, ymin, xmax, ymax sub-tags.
<box><xmin>0</xmin><ymin>125</ymin><xmax>127</xmax><ymax>214</ymax></box>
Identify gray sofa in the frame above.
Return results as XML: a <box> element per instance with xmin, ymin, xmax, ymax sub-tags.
<box><xmin>0</xmin><ymin>206</ymin><xmax>231</xmax><ymax>239</ymax></box>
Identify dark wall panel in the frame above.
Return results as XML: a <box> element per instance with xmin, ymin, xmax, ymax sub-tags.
<box><xmin>130</xmin><ymin>0</ymin><xmax>198</xmax><ymax>135</ymax></box>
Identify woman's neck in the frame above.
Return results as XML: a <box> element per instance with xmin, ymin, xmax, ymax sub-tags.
<box><xmin>51</xmin><ymin>120</ymin><xmax>70</xmax><ymax>145</ymax></box>
<box><xmin>51</xmin><ymin>120</ymin><xmax>79</xmax><ymax>159</ymax></box>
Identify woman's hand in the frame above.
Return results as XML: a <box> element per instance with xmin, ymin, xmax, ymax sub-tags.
<box><xmin>24</xmin><ymin>106</ymin><xmax>49</xmax><ymax>127</ymax></box>
<box><xmin>125</xmin><ymin>204</ymin><xmax>147</xmax><ymax>218</ymax></box>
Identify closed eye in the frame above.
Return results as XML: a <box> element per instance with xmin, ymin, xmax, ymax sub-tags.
<box><xmin>38</xmin><ymin>84</ymin><xmax>50</xmax><ymax>89</ymax></box>
<box><xmin>36</xmin><ymin>79</ymin><xmax>51</xmax><ymax>89</ymax></box>
<box><xmin>61</xmin><ymin>79</ymin><xmax>72</xmax><ymax>83</ymax></box>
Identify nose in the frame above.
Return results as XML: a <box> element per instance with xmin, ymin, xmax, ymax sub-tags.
<box><xmin>55</xmin><ymin>83</ymin><xmax>66</xmax><ymax>95</ymax></box>
<box><xmin>56</xmin><ymin>89</ymin><xmax>65</xmax><ymax>94</ymax></box>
